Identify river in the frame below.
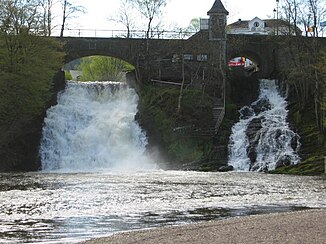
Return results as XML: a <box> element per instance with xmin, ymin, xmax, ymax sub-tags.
<box><xmin>0</xmin><ymin>171</ymin><xmax>325</xmax><ymax>243</ymax></box>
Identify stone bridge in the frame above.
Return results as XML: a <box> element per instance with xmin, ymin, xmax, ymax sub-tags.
<box><xmin>62</xmin><ymin>33</ymin><xmax>277</xmax><ymax>80</ymax></box>
<box><xmin>62</xmin><ymin>33</ymin><xmax>326</xmax><ymax>82</ymax></box>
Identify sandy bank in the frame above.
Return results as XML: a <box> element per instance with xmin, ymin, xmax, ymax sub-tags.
<box><xmin>81</xmin><ymin>209</ymin><xmax>326</xmax><ymax>244</ymax></box>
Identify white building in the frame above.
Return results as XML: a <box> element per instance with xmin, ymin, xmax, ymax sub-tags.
<box><xmin>227</xmin><ymin>17</ymin><xmax>301</xmax><ymax>35</ymax></box>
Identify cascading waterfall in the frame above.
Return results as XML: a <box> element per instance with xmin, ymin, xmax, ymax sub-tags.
<box><xmin>228</xmin><ymin>79</ymin><xmax>300</xmax><ymax>172</ymax></box>
<box><xmin>40</xmin><ymin>81</ymin><xmax>157</xmax><ymax>172</ymax></box>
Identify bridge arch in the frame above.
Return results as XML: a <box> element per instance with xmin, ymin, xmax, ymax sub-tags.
<box><xmin>63</xmin><ymin>54</ymin><xmax>135</xmax><ymax>82</ymax></box>
<box><xmin>64</xmin><ymin>50</ymin><xmax>137</xmax><ymax>69</ymax></box>
<box><xmin>226</xmin><ymin>34</ymin><xmax>278</xmax><ymax>78</ymax></box>
<box><xmin>62</xmin><ymin>37</ymin><xmax>142</xmax><ymax>67</ymax></box>
<box><xmin>227</xmin><ymin>50</ymin><xmax>262</xmax><ymax>75</ymax></box>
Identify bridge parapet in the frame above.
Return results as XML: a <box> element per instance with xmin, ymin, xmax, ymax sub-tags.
<box><xmin>54</xmin><ymin>28</ymin><xmax>196</xmax><ymax>39</ymax></box>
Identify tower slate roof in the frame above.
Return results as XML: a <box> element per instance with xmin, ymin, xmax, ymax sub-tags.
<box><xmin>207</xmin><ymin>0</ymin><xmax>229</xmax><ymax>15</ymax></box>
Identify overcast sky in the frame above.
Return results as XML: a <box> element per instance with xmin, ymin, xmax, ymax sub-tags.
<box><xmin>55</xmin><ymin>0</ymin><xmax>278</xmax><ymax>35</ymax></box>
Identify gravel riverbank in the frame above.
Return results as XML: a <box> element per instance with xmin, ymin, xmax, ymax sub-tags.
<box><xmin>81</xmin><ymin>209</ymin><xmax>326</xmax><ymax>244</ymax></box>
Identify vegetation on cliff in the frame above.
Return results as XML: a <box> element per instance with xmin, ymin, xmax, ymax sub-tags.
<box><xmin>271</xmin><ymin>45</ymin><xmax>326</xmax><ymax>175</ymax></box>
<box><xmin>137</xmin><ymin>84</ymin><xmax>216</xmax><ymax>168</ymax></box>
<box><xmin>0</xmin><ymin>0</ymin><xmax>64</xmax><ymax>171</ymax></box>
<box><xmin>269</xmin><ymin>0</ymin><xmax>326</xmax><ymax>175</ymax></box>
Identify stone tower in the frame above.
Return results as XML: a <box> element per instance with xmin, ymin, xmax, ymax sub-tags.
<box><xmin>207</xmin><ymin>0</ymin><xmax>229</xmax><ymax>40</ymax></box>
<box><xmin>207</xmin><ymin>0</ymin><xmax>229</xmax><ymax>134</ymax></box>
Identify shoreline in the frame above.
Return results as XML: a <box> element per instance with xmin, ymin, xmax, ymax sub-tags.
<box><xmin>81</xmin><ymin>209</ymin><xmax>326</xmax><ymax>244</ymax></box>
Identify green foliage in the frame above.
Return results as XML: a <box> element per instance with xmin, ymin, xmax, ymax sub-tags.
<box><xmin>64</xmin><ymin>70</ymin><xmax>73</xmax><ymax>80</ymax></box>
<box><xmin>168</xmin><ymin>140</ymin><xmax>203</xmax><ymax>162</ymax></box>
<box><xmin>138</xmin><ymin>85</ymin><xmax>214</xmax><ymax>164</ymax></box>
<box><xmin>77</xmin><ymin>56</ymin><xmax>134</xmax><ymax>81</ymax></box>
<box><xmin>0</xmin><ymin>0</ymin><xmax>64</xmax><ymax>169</ymax></box>
<box><xmin>0</xmin><ymin>33</ymin><xmax>64</xmax><ymax>147</ymax></box>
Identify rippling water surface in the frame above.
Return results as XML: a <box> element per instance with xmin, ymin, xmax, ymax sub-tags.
<box><xmin>0</xmin><ymin>171</ymin><xmax>325</xmax><ymax>243</ymax></box>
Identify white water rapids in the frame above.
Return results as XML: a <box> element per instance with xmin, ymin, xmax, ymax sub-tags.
<box><xmin>40</xmin><ymin>81</ymin><xmax>157</xmax><ymax>172</ymax></box>
<box><xmin>228</xmin><ymin>79</ymin><xmax>301</xmax><ymax>171</ymax></box>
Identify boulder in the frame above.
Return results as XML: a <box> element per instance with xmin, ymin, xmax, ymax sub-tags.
<box><xmin>275</xmin><ymin>155</ymin><xmax>292</xmax><ymax>169</ymax></box>
<box><xmin>218</xmin><ymin>165</ymin><xmax>234</xmax><ymax>172</ymax></box>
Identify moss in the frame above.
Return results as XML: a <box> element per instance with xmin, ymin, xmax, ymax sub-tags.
<box><xmin>199</xmin><ymin>165</ymin><xmax>212</xmax><ymax>172</ymax></box>
<box><xmin>168</xmin><ymin>140</ymin><xmax>204</xmax><ymax>162</ymax></box>
<box><xmin>293</xmin><ymin>110</ymin><xmax>301</xmax><ymax>125</ymax></box>
<box><xmin>271</xmin><ymin>156</ymin><xmax>324</xmax><ymax>175</ymax></box>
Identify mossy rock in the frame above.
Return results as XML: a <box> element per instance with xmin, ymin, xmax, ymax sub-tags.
<box><xmin>270</xmin><ymin>156</ymin><xmax>325</xmax><ymax>175</ymax></box>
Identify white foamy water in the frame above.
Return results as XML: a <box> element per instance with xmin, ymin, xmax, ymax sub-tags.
<box><xmin>40</xmin><ymin>81</ymin><xmax>156</xmax><ymax>172</ymax></box>
<box><xmin>228</xmin><ymin>79</ymin><xmax>300</xmax><ymax>171</ymax></box>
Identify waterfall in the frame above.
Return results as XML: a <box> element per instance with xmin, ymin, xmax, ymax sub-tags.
<box><xmin>40</xmin><ymin>81</ymin><xmax>156</xmax><ymax>172</ymax></box>
<box><xmin>228</xmin><ymin>79</ymin><xmax>300</xmax><ymax>172</ymax></box>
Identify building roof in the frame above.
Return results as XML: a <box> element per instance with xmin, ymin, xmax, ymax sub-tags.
<box><xmin>207</xmin><ymin>0</ymin><xmax>229</xmax><ymax>15</ymax></box>
<box><xmin>228</xmin><ymin>19</ymin><xmax>250</xmax><ymax>29</ymax></box>
<box><xmin>228</xmin><ymin>18</ymin><xmax>302</xmax><ymax>34</ymax></box>
<box><xmin>228</xmin><ymin>18</ymin><xmax>293</xmax><ymax>28</ymax></box>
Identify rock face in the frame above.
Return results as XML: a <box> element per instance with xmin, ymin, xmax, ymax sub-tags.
<box><xmin>245</xmin><ymin>96</ymin><xmax>271</xmax><ymax>170</ymax></box>
<box><xmin>275</xmin><ymin>154</ymin><xmax>293</xmax><ymax>169</ymax></box>
<box><xmin>246</xmin><ymin>117</ymin><xmax>263</xmax><ymax>170</ymax></box>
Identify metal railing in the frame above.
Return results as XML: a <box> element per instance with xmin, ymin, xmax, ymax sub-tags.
<box><xmin>52</xmin><ymin>28</ymin><xmax>197</xmax><ymax>39</ymax></box>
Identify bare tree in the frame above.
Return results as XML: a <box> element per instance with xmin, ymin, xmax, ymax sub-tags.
<box><xmin>306</xmin><ymin>0</ymin><xmax>326</xmax><ymax>37</ymax></box>
<box><xmin>282</xmin><ymin>0</ymin><xmax>300</xmax><ymax>36</ymax></box>
<box><xmin>59</xmin><ymin>0</ymin><xmax>85</xmax><ymax>37</ymax></box>
<box><xmin>130</xmin><ymin>0</ymin><xmax>168</xmax><ymax>39</ymax></box>
<box><xmin>109</xmin><ymin>0</ymin><xmax>136</xmax><ymax>38</ymax></box>
<box><xmin>40</xmin><ymin>0</ymin><xmax>55</xmax><ymax>36</ymax></box>
<box><xmin>0</xmin><ymin>0</ymin><xmax>41</xmax><ymax>35</ymax></box>
<box><xmin>279</xmin><ymin>0</ymin><xmax>326</xmax><ymax>131</ymax></box>
<box><xmin>303</xmin><ymin>0</ymin><xmax>326</xmax><ymax>129</ymax></box>
<box><xmin>282</xmin><ymin>0</ymin><xmax>326</xmax><ymax>37</ymax></box>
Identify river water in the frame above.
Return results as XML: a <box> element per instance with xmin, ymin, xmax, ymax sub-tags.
<box><xmin>0</xmin><ymin>171</ymin><xmax>325</xmax><ymax>243</ymax></box>
<box><xmin>0</xmin><ymin>81</ymin><xmax>325</xmax><ymax>243</ymax></box>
